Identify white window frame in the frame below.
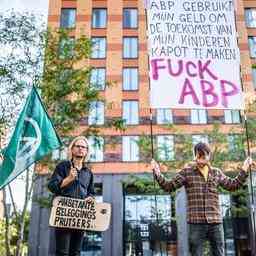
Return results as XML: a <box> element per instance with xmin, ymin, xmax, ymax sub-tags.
<box><xmin>245</xmin><ymin>8</ymin><xmax>256</xmax><ymax>28</ymax></box>
<box><xmin>123</xmin><ymin>101</ymin><xmax>139</xmax><ymax>125</ymax></box>
<box><xmin>252</xmin><ymin>67</ymin><xmax>256</xmax><ymax>89</ymax></box>
<box><xmin>123</xmin><ymin>37</ymin><xmax>138</xmax><ymax>58</ymax></box>
<box><xmin>60</xmin><ymin>8</ymin><xmax>76</xmax><ymax>28</ymax></box>
<box><xmin>90</xmin><ymin>68</ymin><xmax>106</xmax><ymax>90</ymax></box>
<box><xmin>192</xmin><ymin>135</ymin><xmax>209</xmax><ymax>146</ymax></box>
<box><xmin>157</xmin><ymin>135</ymin><xmax>174</xmax><ymax>161</ymax></box>
<box><xmin>88</xmin><ymin>101</ymin><xmax>104</xmax><ymax>125</ymax></box>
<box><xmin>191</xmin><ymin>109</ymin><xmax>207</xmax><ymax>124</ymax></box>
<box><xmin>91</xmin><ymin>37</ymin><xmax>106</xmax><ymax>59</ymax></box>
<box><xmin>122</xmin><ymin>136</ymin><xmax>139</xmax><ymax>161</ymax></box>
<box><xmin>227</xmin><ymin>134</ymin><xmax>240</xmax><ymax>152</ymax></box>
<box><xmin>248</xmin><ymin>36</ymin><xmax>256</xmax><ymax>58</ymax></box>
<box><xmin>52</xmin><ymin>147</ymin><xmax>68</xmax><ymax>160</ymax></box>
<box><xmin>92</xmin><ymin>8</ymin><xmax>107</xmax><ymax>28</ymax></box>
<box><xmin>224</xmin><ymin>110</ymin><xmax>240</xmax><ymax>124</ymax></box>
<box><xmin>88</xmin><ymin>136</ymin><xmax>104</xmax><ymax>162</ymax></box>
<box><xmin>123</xmin><ymin>68</ymin><xmax>138</xmax><ymax>90</ymax></box>
<box><xmin>123</xmin><ymin>8</ymin><xmax>138</xmax><ymax>28</ymax></box>
<box><xmin>156</xmin><ymin>109</ymin><xmax>173</xmax><ymax>124</ymax></box>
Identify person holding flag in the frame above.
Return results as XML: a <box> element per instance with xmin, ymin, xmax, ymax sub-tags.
<box><xmin>48</xmin><ymin>136</ymin><xmax>95</xmax><ymax>256</ymax></box>
<box><xmin>151</xmin><ymin>142</ymin><xmax>254</xmax><ymax>256</ymax></box>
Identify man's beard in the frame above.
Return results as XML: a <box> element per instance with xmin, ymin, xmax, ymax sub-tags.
<box><xmin>74</xmin><ymin>155</ymin><xmax>84</xmax><ymax>159</ymax></box>
<box><xmin>196</xmin><ymin>160</ymin><xmax>208</xmax><ymax>168</ymax></box>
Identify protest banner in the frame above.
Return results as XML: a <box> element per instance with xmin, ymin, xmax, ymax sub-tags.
<box><xmin>49</xmin><ymin>196</ymin><xmax>111</xmax><ymax>231</ymax></box>
<box><xmin>146</xmin><ymin>0</ymin><xmax>244</xmax><ymax>109</ymax></box>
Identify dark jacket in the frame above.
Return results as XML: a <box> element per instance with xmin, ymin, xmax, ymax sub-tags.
<box><xmin>155</xmin><ymin>162</ymin><xmax>248</xmax><ymax>224</ymax></box>
<box><xmin>48</xmin><ymin>160</ymin><xmax>95</xmax><ymax>199</ymax></box>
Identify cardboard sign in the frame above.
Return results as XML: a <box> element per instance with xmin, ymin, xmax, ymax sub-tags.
<box><xmin>49</xmin><ymin>196</ymin><xmax>111</xmax><ymax>231</ymax></box>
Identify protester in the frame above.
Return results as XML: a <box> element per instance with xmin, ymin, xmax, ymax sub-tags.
<box><xmin>48</xmin><ymin>136</ymin><xmax>94</xmax><ymax>256</ymax></box>
<box><xmin>151</xmin><ymin>142</ymin><xmax>253</xmax><ymax>256</ymax></box>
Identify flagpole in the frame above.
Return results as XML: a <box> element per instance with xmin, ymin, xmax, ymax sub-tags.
<box><xmin>243</xmin><ymin>112</ymin><xmax>256</xmax><ymax>253</ymax></box>
<box><xmin>145</xmin><ymin>3</ymin><xmax>163</xmax><ymax>255</ymax></box>
<box><xmin>233</xmin><ymin>4</ymin><xmax>256</xmax><ymax>252</ymax></box>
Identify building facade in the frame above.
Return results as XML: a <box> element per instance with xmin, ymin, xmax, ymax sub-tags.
<box><xmin>29</xmin><ymin>0</ymin><xmax>256</xmax><ymax>255</ymax></box>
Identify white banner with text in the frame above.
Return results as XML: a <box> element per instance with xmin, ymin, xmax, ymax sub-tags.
<box><xmin>146</xmin><ymin>0</ymin><xmax>244</xmax><ymax>109</ymax></box>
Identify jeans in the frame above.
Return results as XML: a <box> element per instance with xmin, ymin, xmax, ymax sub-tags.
<box><xmin>188</xmin><ymin>223</ymin><xmax>224</xmax><ymax>256</ymax></box>
<box><xmin>55</xmin><ymin>228</ymin><xmax>85</xmax><ymax>256</ymax></box>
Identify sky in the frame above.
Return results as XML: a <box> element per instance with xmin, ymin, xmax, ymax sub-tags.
<box><xmin>1</xmin><ymin>0</ymin><xmax>49</xmax><ymax>211</ymax></box>
<box><xmin>1</xmin><ymin>0</ymin><xmax>49</xmax><ymax>14</ymax></box>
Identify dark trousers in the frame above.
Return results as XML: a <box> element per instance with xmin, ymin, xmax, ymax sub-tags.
<box><xmin>55</xmin><ymin>228</ymin><xmax>85</xmax><ymax>256</ymax></box>
<box><xmin>188</xmin><ymin>223</ymin><xmax>224</xmax><ymax>256</ymax></box>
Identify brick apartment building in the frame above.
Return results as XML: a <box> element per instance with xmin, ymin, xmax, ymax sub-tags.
<box><xmin>28</xmin><ymin>1</ymin><xmax>256</xmax><ymax>255</ymax></box>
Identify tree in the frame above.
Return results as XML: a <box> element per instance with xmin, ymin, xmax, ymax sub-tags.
<box><xmin>0</xmin><ymin>11</ymin><xmax>45</xmax><ymax>256</ymax></box>
<box><xmin>0</xmin><ymin>10</ymin><xmax>125</xmax><ymax>256</ymax></box>
<box><xmin>0</xmin><ymin>11</ymin><xmax>45</xmax><ymax>133</ymax></box>
<box><xmin>40</xmin><ymin>28</ymin><xmax>99</xmax><ymax>135</ymax></box>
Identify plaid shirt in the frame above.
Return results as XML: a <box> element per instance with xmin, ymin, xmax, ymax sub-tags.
<box><xmin>155</xmin><ymin>163</ymin><xmax>248</xmax><ymax>224</ymax></box>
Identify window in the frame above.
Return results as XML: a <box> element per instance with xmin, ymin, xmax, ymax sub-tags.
<box><xmin>59</xmin><ymin>37</ymin><xmax>75</xmax><ymax>59</ymax></box>
<box><xmin>157</xmin><ymin>135</ymin><xmax>174</xmax><ymax>161</ymax></box>
<box><xmin>60</xmin><ymin>8</ymin><xmax>76</xmax><ymax>28</ymax></box>
<box><xmin>192</xmin><ymin>135</ymin><xmax>208</xmax><ymax>146</ymax></box>
<box><xmin>190</xmin><ymin>109</ymin><xmax>207</xmax><ymax>124</ymax></box>
<box><xmin>92</xmin><ymin>9</ymin><xmax>107</xmax><ymax>28</ymax></box>
<box><xmin>122</xmin><ymin>136</ymin><xmax>139</xmax><ymax>161</ymax></box>
<box><xmin>123</xmin><ymin>68</ymin><xmax>138</xmax><ymax>90</ymax></box>
<box><xmin>156</xmin><ymin>109</ymin><xmax>173</xmax><ymax>124</ymax></box>
<box><xmin>227</xmin><ymin>134</ymin><xmax>245</xmax><ymax>161</ymax></box>
<box><xmin>88</xmin><ymin>101</ymin><xmax>104</xmax><ymax>125</ymax></box>
<box><xmin>253</xmin><ymin>172</ymin><xmax>256</xmax><ymax>197</ymax></box>
<box><xmin>123</xmin><ymin>8</ymin><xmax>138</xmax><ymax>28</ymax></box>
<box><xmin>123</xmin><ymin>37</ymin><xmax>138</xmax><ymax>58</ymax></box>
<box><xmin>248</xmin><ymin>36</ymin><xmax>256</xmax><ymax>58</ymax></box>
<box><xmin>227</xmin><ymin>135</ymin><xmax>239</xmax><ymax>152</ymax></box>
<box><xmin>245</xmin><ymin>9</ymin><xmax>256</xmax><ymax>28</ymax></box>
<box><xmin>224</xmin><ymin>110</ymin><xmax>240</xmax><ymax>124</ymax></box>
<box><xmin>252</xmin><ymin>68</ymin><xmax>256</xmax><ymax>89</ymax></box>
<box><xmin>91</xmin><ymin>37</ymin><xmax>106</xmax><ymax>58</ymax></box>
<box><xmin>123</xmin><ymin>101</ymin><xmax>139</xmax><ymax>125</ymax></box>
<box><xmin>88</xmin><ymin>136</ymin><xmax>104</xmax><ymax>162</ymax></box>
<box><xmin>52</xmin><ymin>147</ymin><xmax>67</xmax><ymax>160</ymax></box>
<box><xmin>90</xmin><ymin>68</ymin><xmax>106</xmax><ymax>90</ymax></box>
<box><xmin>81</xmin><ymin>185</ymin><xmax>103</xmax><ymax>255</ymax></box>
<box><xmin>124</xmin><ymin>194</ymin><xmax>176</xmax><ymax>255</ymax></box>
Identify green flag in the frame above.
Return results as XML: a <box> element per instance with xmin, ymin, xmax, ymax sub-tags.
<box><xmin>0</xmin><ymin>86</ymin><xmax>62</xmax><ymax>189</ymax></box>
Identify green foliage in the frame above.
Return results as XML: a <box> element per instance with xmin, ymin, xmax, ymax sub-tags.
<box><xmin>0</xmin><ymin>11</ymin><xmax>45</xmax><ymax>134</ymax></box>
<box><xmin>106</xmin><ymin>118</ymin><xmax>126</xmax><ymax>132</ymax></box>
<box><xmin>123</xmin><ymin>174</ymin><xmax>173</xmax><ymax>195</ymax></box>
<box><xmin>247</xmin><ymin>118</ymin><xmax>256</xmax><ymax>144</ymax></box>
<box><xmin>40</xmin><ymin>29</ymin><xmax>99</xmax><ymax>135</ymax></box>
<box><xmin>10</xmin><ymin>212</ymin><xmax>30</xmax><ymax>246</ymax></box>
<box><xmin>138</xmin><ymin>122</ymin><xmax>248</xmax><ymax>171</ymax></box>
<box><xmin>34</xmin><ymin>194</ymin><xmax>53</xmax><ymax>209</ymax></box>
<box><xmin>0</xmin><ymin>212</ymin><xmax>30</xmax><ymax>255</ymax></box>
<box><xmin>137</xmin><ymin>135</ymin><xmax>154</xmax><ymax>161</ymax></box>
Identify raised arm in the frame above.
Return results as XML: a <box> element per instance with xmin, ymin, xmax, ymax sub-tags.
<box><xmin>218</xmin><ymin>157</ymin><xmax>252</xmax><ymax>191</ymax></box>
<box><xmin>151</xmin><ymin>159</ymin><xmax>186</xmax><ymax>193</ymax></box>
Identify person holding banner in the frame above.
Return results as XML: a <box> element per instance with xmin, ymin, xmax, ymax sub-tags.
<box><xmin>151</xmin><ymin>142</ymin><xmax>253</xmax><ymax>256</ymax></box>
<box><xmin>48</xmin><ymin>136</ymin><xmax>95</xmax><ymax>256</ymax></box>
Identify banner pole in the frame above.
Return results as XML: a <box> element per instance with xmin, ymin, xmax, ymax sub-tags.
<box><xmin>145</xmin><ymin>4</ymin><xmax>163</xmax><ymax>255</ymax></box>
<box><xmin>243</xmin><ymin>112</ymin><xmax>256</xmax><ymax>253</ymax></box>
<box><xmin>234</xmin><ymin>3</ymin><xmax>256</xmax><ymax>252</ymax></box>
